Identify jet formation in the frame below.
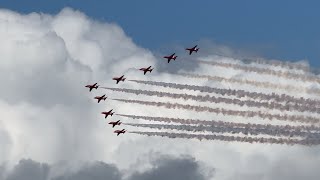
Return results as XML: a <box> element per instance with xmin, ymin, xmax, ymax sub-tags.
<box><xmin>114</xmin><ymin>129</ymin><xmax>126</xmax><ymax>136</ymax></box>
<box><xmin>139</xmin><ymin>66</ymin><xmax>153</xmax><ymax>75</ymax></box>
<box><xmin>94</xmin><ymin>94</ymin><xmax>107</xmax><ymax>103</ymax></box>
<box><xmin>113</xmin><ymin>75</ymin><xmax>126</xmax><ymax>84</ymax></box>
<box><xmin>85</xmin><ymin>83</ymin><xmax>99</xmax><ymax>91</ymax></box>
<box><xmin>163</xmin><ymin>53</ymin><xmax>178</xmax><ymax>63</ymax></box>
<box><xmin>186</xmin><ymin>45</ymin><xmax>199</xmax><ymax>55</ymax></box>
<box><xmin>101</xmin><ymin>109</ymin><xmax>114</xmax><ymax>118</ymax></box>
<box><xmin>85</xmin><ymin>45</ymin><xmax>199</xmax><ymax>136</ymax></box>
<box><xmin>109</xmin><ymin>120</ymin><xmax>122</xmax><ymax>128</ymax></box>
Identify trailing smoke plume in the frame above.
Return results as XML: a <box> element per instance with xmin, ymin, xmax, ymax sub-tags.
<box><xmin>111</xmin><ymin>98</ymin><xmax>320</xmax><ymax>124</ymax></box>
<box><xmin>117</xmin><ymin>114</ymin><xmax>320</xmax><ymax>132</ymax></box>
<box><xmin>129</xmin><ymin>80</ymin><xmax>320</xmax><ymax>108</ymax></box>
<box><xmin>197</xmin><ymin>60</ymin><xmax>320</xmax><ymax>84</ymax></box>
<box><xmin>209</xmin><ymin>53</ymin><xmax>311</xmax><ymax>73</ymax></box>
<box><xmin>102</xmin><ymin>87</ymin><xmax>320</xmax><ymax>114</ymax></box>
<box><xmin>130</xmin><ymin>131</ymin><xmax>320</xmax><ymax>146</ymax></box>
<box><xmin>241</xmin><ymin>58</ymin><xmax>310</xmax><ymax>73</ymax></box>
<box><xmin>124</xmin><ymin>123</ymin><xmax>320</xmax><ymax>138</ymax></box>
<box><xmin>177</xmin><ymin>73</ymin><xmax>320</xmax><ymax>96</ymax></box>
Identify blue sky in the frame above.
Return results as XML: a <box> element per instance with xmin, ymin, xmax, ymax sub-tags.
<box><xmin>1</xmin><ymin>0</ymin><xmax>320</xmax><ymax>67</ymax></box>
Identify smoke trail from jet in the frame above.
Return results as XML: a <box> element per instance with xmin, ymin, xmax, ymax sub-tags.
<box><xmin>111</xmin><ymin>98</ymin><xmax>320</xmax><ymax>124</ymax></box>
<box><xmin>241</xmin><ymin>58</ymin><xmax>310</xmax><ymax>73</ymax></box>
<box><xmin>102</xmin><ymin>87</ymin><xmax>320</xmax><ymax>114</ymax></box>
<box><xmin>209</xmin><ymin>53</ymin><xmax>311</xmax><ymax>73</ymax></box>
<box><xmin>129</xmin><ymin>80</ymin><xmax>320</xmax><ymax>108</ymax></box>
<box><xmin>176</xmin><ymin>73</ymin><xmax>320</xmax><ymax>96</ymax></box>
<box><xmin>116</xmin><ymin>114</ymin><xmax>320</xmax><ymax>132</ymax></box>
<box><xmin>130</xmin><ymin>131</ymin><xmax>320</xmax><ymax>146</ymax></box>
<box><xmin>124</xmin><ymin>123</ymin><xmax>320</xmax><ymax>138</ymax></box>
<box><xmin>197</xmin><ymin>60</ymin><xmax>320</xmax><ymax>84</ymax></box>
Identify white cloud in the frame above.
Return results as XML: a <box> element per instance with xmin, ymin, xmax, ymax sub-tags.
<box><xmin>0</xmin><ymin>7</ymin><xmax>320</xmax><ymax>180</ymax></box>
<box><xmin>2</xmin><ymin>156</ymin><xmax>209</xmax><ymax>180</ymax></box>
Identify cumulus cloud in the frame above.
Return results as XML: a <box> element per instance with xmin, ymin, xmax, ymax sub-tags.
<box><xmin>2</xmin><ymin>155</ymin><xmax>209</xmax><ymax>180</ymax></box>
<box><xmin>1</xmin><ymin>7</ymin><xmax>320</xmax><ymax>180</ymax></box>
<box><xmin>52</xmin><ymin>161</ymin><xmax>121</xmax><ymax>180</ymax></box>
<box><xmin>5</xmin><ymin>159</ymin><xmax>49</xmax><ymax>180</ymax></box>
<box><xmin>128</xmin><ymin>155</ymin><xmax>210</xmax><ymax>180</ymax></box>
<box><xmin>0</xmin><ymin>7</ymin><xmax>157</xmax><ymax>166</ymax></box>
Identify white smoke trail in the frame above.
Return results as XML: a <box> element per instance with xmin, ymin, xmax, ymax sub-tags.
<box><xmin>124</xmin><ymin>123</ymin><xmax>320</xmax><ymax>138</ymax></box>
<box><xmin>197</xmin><ymin>60</ymin><xmax>320</xmax><ymax>84</ymax></box>
<box><xmin>128</xmin><ymin>80</ymin><xmax>320</xmax><ymax>107</ymax></box>
<box><xmin>176</xmin><ymin>73</ymin><xmax>320</xmax><ymax>96</ymax></box>
<box><xmin>117</xmin><ymin>114</ymin><xmax>320</xmax><ymax>132</ymax></box>
<box><xmin>241</xmin><ymin>58</ymin><xmax>310</xmax><ymax>73</ymax></box>
<box><xmin>102</xmin><ymin>87</ymin><xmax>320</xmax><ymax>114</ymax></box>
<box><xmin>209</xmin><ymin>53</ymin><xmax>311</xmax><ymax>73</ymax></box>
<box><xmin>130</xmin><ymin>131</ymin><xmax>320</xmax><ymax>146</ymax></box>
<box><xmin>111</xmin><ymin>98</ymin><xmax>320</xmax><ymax>124</ymax></box>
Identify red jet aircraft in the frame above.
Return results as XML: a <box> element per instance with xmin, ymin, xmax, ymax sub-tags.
<box><xmin>108</xmin><ymin>120</ymin><xmax>122</xmax><ymax>128</ymax></box>
<box><xmin>139</xmin><ymin>66</ymin><xmax>153</xmax><ymax>75</ymax></box>
<box><xmin>85</xmin><ymin>83</ymin><xmax>99</xmax><ymax>92</ymax></box>
<box><xmin>113</xmin><ymin>75</ymin><xmax>126</xmax><ymax>84</ymax></box>
<box><xmin>163</xmin><ymin>53</ymin><xmax>177</xmax><ymax>63</ymax></box>
<box><xmin>101</xmin><ymin>109</ymin><xmax>114</xmax><ymax>118</ymax></box>
<box><xmin>186</xmin><ymin>45</ymin><xmax>199</xmax><ymax>55</ymax></box>
<box><xmin>114</xmin><ymin>129</ymin><xmax>126</xmax><ymax>136</ymax></box>
<box><xmin>94</xmin><ymin>94</ymin><xmax>107</xmax><ymax>103</ymax></box>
